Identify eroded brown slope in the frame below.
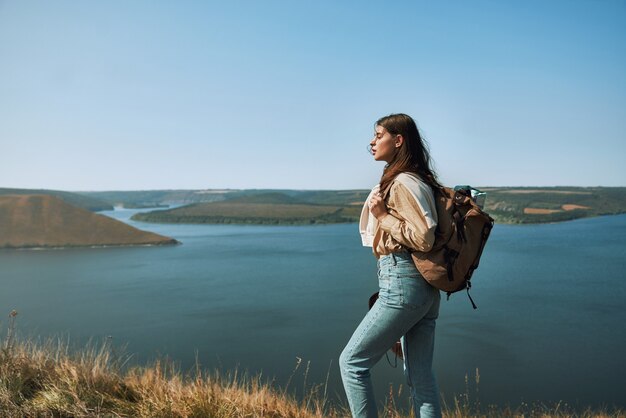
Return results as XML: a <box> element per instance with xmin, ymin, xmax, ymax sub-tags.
<box><xmin>0</xmin><ymin>194</ymin><xmax>178</xmax><ymax>248</ymax></box>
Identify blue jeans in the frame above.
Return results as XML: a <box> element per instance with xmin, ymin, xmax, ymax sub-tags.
<box><xmin>339</xmin><ymin>251</ymin><xmax>442</xmax><ymax>418</ymax></box>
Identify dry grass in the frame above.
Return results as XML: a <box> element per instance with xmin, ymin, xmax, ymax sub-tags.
<box><xmin>523</xmin><ymin>208</ymin><xmax>563</xmax><ymax>215</ymax></box>
<box><xmin>1</xmin><ymin>311</ymin><xmax>345</xmax><ymax>417</ymax></box>
<box><xmin>2</xmin><ymin>312</ymin><xmax>624</xmax><ymax>417</ymax></box>
<box><xmin>1</xmin><ymin>340</ymin><xmax>342</xmax><ymax>417</ymax></box>
<box><xmin>440</xmin><ymin>369</ymin><xmax>625</xmax><ymax>418</ymax></box>
<box><xmin>562</xmin><ymin>204</ymin><xmax>591</xmax><ymax>211</ymax></box>
<box><xmin>521</xmin><ymin>204</ymin><xmax>590</xmax><ymax>217</ymax></box>
<box><xmin>500</xmin><ymin>190</ymin><xmax>593</xmax><ymax>195</ymax></box>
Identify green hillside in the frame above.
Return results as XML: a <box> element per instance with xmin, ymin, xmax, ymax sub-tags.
<box><xmin>0</xmin><ymin>188</ymin><xmax>112</xmax><ymax>211</ymax></box>
<box><xmin>78</xmin><ymin>189</ymin><xmax>370</xmax><ymax>208</ymax></box>
<box><xmin>79</xmin><ymin>189</ymin><xmax>233</xmax><ymax>208</ymax></box>
<box><xmin>128</xmin><ymin>187</ymin><xmax>626</xmax><ymax>225</ymax></box>
<box><xmin>224</xmin><ymin>192</ymin><xmax>302</xmax><ymax>204</ymax></box>
<box><xmin>131</xmin><ymin>192</ymin><xmax>361</xmax><ymax>225</ymax></box>
<box><xmin>482</xmin><ymin>187</ymin><xmax>626</xmax><ymax>223</ymax></box>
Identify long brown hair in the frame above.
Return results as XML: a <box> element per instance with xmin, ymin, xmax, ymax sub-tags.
<box><xmin>376</xmin><ymin>113</ymin><xmax>442</xmax><ymax>195</ymax></box>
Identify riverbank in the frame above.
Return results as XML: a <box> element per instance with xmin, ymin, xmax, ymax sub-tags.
<box><xmin>1</xmin><ymin>316</ymin><xmax>623</xmax><ymax>417</ymax></box>
<box><xmin>127</xmin><ymin>187</ymin><xmax>626</xmax><ymax>226</ymax></box>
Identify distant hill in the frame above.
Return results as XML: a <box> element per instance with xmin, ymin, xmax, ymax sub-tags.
<box><xmin>128</xmin><ymin>187</ymin><xmax>626</xmax><ymax>225</ymax></box>
<box><xmin>0</xmin><ymin>194</ymin><xmax>179</xmax><ymax>249</ymax></box>
<box><xmin>224</xmin><ymin>192</ymin><xmax>303</xmax><ymax>204</ymax></box>
<box><xmin>131</xmin><ymin>192</ymin><xmax>361</xmax><ymax>225</ymax></box>
<box><xmin>78</xmin><ymin>189</ymin><xmax>371</xmax><ymax>208</ymax></box>
<box><xmin>0</xmin><ymin>188</ymin><xmax>113</xmax><ymax>212</ymax></box>
<box><xmin>482</xmin><ymin>186</ymin><xmax>626</xmax><ymax>223</ymax></box>
<box><xmin>78</xmin><ymin>189</ymin><xmax>234</xmax><ymax>208</ymax></box>
<box><xmin>86</xmin><ymin>186</ymin><xmax>626</xmax><ymax>224</ymax></box>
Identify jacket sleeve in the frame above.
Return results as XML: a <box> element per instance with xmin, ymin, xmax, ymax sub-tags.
<box><xmin>378</xmin><ymin>182</ymin><xmax>436</xmax><ymax>252</ymax></box>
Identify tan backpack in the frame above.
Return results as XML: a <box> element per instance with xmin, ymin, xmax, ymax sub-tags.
<box><xmin>411</xmin><ymin>186</ymin><xmax>494</xmax><ymax>309</ymax></box>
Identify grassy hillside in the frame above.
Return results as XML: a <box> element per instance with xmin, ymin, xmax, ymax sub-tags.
<box><xmin>1</xmin><ymin>319</ymin><xmax>622</xmax><ymax>417</ymax></box>
<box><xmin>79</xmin><ymin>189</ymin><xmax>234</xmax><ymax>208</ymax></box>
<box><xmin>79</xmin><ymin>189</ymin><xmax>371</xmax><ymax>208</ymax></box>
<box><xmin>0</xmin><ymin>194</ymin><xmax>179</xmax><ymax>249</ymax></box>
<box><xmin>128</xmin><ymin>187</ymin><xmax>626</xmax><ymax>225</ymax></box>
<box><xmin>131</xmin><ymin>193</ymin><xmax>361</xmax><ymax>225</ymax></box>
<box><xmin>0</xmin><ymin>188</ymin><xmax>113</xmax><ymax>211</ymax></box>
<box><xmin>482</xmin><ymin>187</ymin><xmax>626</xmax><ymax>223</ymax></box>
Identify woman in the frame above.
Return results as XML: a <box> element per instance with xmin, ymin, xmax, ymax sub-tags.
<box><xmin>339</xmin><ymin>113</ymin><xmax>442</xmax><ymax>418</ymax></box>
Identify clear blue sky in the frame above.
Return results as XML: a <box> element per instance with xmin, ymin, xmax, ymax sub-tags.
<box><xmin>1</xmin><ymin>0</ymin><xmax>625</xmax><ymax>191</ymax></box>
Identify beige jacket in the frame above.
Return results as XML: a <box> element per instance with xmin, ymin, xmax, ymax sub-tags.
<box><xmin>359</xmin><ymin>173</ymin><xmax>438</xmax><ymax>258</ymax></box>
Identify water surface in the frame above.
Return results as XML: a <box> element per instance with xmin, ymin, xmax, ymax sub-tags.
<box><xmin>1</xmin><ymin>210</ymin><xmax>624</xmax><ymax>410</ymax></box>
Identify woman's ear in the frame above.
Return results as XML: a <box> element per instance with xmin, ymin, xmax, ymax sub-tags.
<box><xmin>395</xmin><ymin>135</ymin><xmax>404</xmax><ymax>148</ymax></box>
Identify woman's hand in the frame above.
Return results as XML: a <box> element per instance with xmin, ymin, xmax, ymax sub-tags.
<box><xmin>368</xmin><ymin>192</ymin><xmax>388</xmax><ymax>221</ymax></box>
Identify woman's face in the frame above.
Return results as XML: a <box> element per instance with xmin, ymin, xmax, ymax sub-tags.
<box><xmin>370</xmin><ymin>125</ymin><xmax>400</xmax><ymax>163</ymax></box>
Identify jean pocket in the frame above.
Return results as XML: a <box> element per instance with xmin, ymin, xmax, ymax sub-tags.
<box><xmin>398</xmin><ymin>276</ymin><xmax>433</xmax><ymax>310</ymax></box>
<box><xmin>379</xmin><ymin>275</ymin><xmax>404</xmax><ymax>308</ymax></box>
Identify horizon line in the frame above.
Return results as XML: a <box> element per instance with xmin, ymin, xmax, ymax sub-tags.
<box><xmin>2</xmin><ymin>185</ymin><xmax>626</xmax><ymax>193</ymax></box>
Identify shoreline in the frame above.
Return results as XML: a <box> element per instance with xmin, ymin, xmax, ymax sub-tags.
<box><xmin>130</xmin><ymin>212</ymin><xmax>626</xmax><ymax>227</ymax></box>
<box><xmin>0</xmin><ymin>240</ymin><xmax>181</xmax><ymax>251</ymax></box>
<box><xmin>1</xmin><ymin>332</ymin><xmax>623</xmax><ymax>417</ymax></box>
